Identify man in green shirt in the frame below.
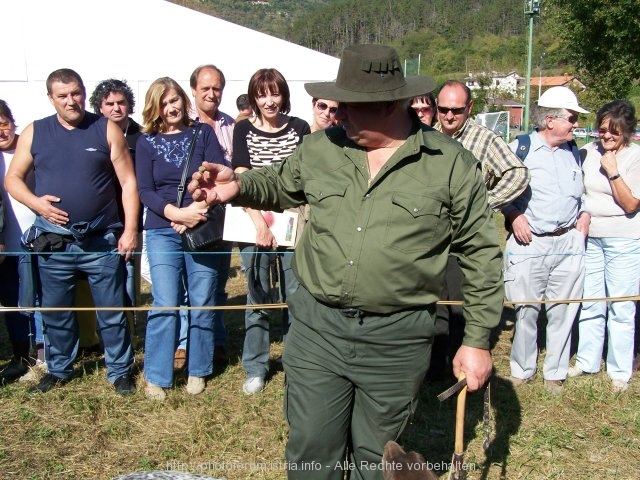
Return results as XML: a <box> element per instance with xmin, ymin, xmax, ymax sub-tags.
<box><xmin>190</xmin><ymin>44</ymin><xmax>503</xmax><ymax>480</ymax></box>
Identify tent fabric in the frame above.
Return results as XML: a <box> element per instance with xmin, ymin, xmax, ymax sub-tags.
<box><xmin>1</xmin><ymin>0</ymin><xmax>340</xmax><ymax>131</ymax></box>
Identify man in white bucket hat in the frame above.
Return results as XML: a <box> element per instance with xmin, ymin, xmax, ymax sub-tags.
<box><xmin>189</xmin><ymin>44</ymin><xmax>504</xmax><ymax>479</ymax></box>
<box><xmin>502</xmin><ymin>86</ymin><xmax>590</xmax><ymax>395</ymax></box>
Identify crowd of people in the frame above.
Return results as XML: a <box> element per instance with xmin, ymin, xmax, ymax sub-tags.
<box><xmin>1</xmin><ymin>42</ymin><xmax>639</xmax><ymax>479</ymax></box>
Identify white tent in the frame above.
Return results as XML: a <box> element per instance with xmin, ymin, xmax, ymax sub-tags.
<box><xmin>1</xmin><ymin>0</ymin><xmax>340</xmax><ymax>131</ymax></box>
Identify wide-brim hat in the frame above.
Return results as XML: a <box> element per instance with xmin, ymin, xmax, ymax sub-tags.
<box><xmin>305</xmin><ymin>44</ymin><xmax>435</xmax><ymax>103</ymax></box>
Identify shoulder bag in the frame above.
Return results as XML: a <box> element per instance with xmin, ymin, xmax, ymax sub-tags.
<box><xmin>176</xmin><ymin>123</ymin><xmax>226</xmax><ymax>251</ymax></box>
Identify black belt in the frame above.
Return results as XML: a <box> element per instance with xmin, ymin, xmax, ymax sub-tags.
<box><xmin>340</xmin><ymin>308</ymin><xmax>370</xmax><ymax>318</ymax></box>
<box><xmin>532</xmin><ymin>225</ymin><xmax>574</xmax><ymax>237</ymax></box>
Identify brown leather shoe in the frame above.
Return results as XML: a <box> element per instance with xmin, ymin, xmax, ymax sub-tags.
<box><xmin>173</xmin><ymin>348</ymin><xmax>186</xmax><ymax>370</ymax></box>
<box><xmin>544</xmin><ymin>379</ymin><xmax>564</xmax><ymax>395</ymax></box>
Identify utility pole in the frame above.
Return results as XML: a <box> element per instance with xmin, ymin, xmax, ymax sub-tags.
<box><xmin>538</xmin><ymin>52</ymin><xmax>546</xmax><ymax>99</ymax></box>
<box><xmin>523</xmin><ymin>1</ymin><xmax>541</xmax><ymax>133</ymax></box>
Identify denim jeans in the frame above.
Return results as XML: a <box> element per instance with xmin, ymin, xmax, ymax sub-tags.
<box><xmin>37</xmin><ymin>231</ymin><xmax>134</xmax><ymax>383</ymax></box>
<box><xmin>240</xmin><ymin>246</ymin><xmax>298</xmax><ymax>378</ymax></box>
<box><xmin>144</xmin><ymin>228</ymin><xmax>228</xmax><ymax>387</ymax></box>
<box><xmin>142</xmin><ymin>234</ymin><xmax>229</xmax><ymax>352</ymax></box>
<box><xmin>0</xmin><ymin>255</ymin><xmax>34</xmax><ymax>350</ymax></box>
<box><xmin>576</xmin><ymin>236</ymin><xmax>640</xmax><ymax>381</ymax></box>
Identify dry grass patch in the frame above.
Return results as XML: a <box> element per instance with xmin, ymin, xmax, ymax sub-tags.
<box><xmin>1</xmin><ymin>250</ymin><xmax>639</xmax><ymax>479</ymax></box>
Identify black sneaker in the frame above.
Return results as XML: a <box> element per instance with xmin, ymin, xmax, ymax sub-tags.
<box><xmin>0</xmin><ymin>359</ymin><xmax>30</xmax><ymax>385</ymax></box>
<box><xmin>113</xmin><ymin>374</ymin><xmax>136</xmax><ymax>396</ymax></box>
<box><xmin>28</xmin><ymin>373</ymin><xmax>68</xmax><ymax>393</ymax></box>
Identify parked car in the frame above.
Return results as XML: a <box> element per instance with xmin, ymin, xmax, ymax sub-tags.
<box><xmin>589</xmin><ymin>129</ymin><xmax>600</xmax><ymax>138</ymax></box>
<box><xmin>632</xmin><ymin>129</ymin><xmax>640</xmax><ymax>141</ymax></box>
<box><xmin>573</xmin><ymin>128</ymin><xmax>587</xmax><ymax>138</ymax></box>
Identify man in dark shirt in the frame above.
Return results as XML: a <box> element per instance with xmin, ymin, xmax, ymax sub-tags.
<box><xmin>190</xmin><ymin>45</ymin><xmax>504</xmax><ymax>480</ymax></box>
<box><xmin>5</xmin><ymin>68</ymin><xmax>138</xmax><ymax>396</ymax></box>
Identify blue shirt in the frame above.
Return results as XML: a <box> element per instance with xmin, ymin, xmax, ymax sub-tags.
<box><xmin>136</xmin><ymin>123</ymin><xmax>225</xmax><ymax>230</ymax></box>
<box><xmin>503</xmin><ymin>131</ymin><xmax>583</xmax><ymax>234</ymax></box>
<box><xmin>31</xmin><ymin>113</ymin><xmax>120</xmax><ymax>228</ymax></box>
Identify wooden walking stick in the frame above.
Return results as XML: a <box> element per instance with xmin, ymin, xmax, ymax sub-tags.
<box><xmin>449</xmin><ymin>372</ymin><xmax>467</xmax><ymax>480</ymax></box>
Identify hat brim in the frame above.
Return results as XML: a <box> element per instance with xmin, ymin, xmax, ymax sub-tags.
<box><xmin>305</xmin><ymin>75</ymin><xmax>436</xmax><ymax>103</ymax></box>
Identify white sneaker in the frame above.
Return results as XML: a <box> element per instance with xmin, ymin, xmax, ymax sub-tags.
<box><xmin>186</xmin><ymin>376</ymin><xmax>205</xmax><ymax>395</ymax></box>
<box><xmin>243</xmin><ymin>376</ymin><xmax>265</xmax><ymax>395</ymax></box>
<box><xmin>612</xmin><ymin>379</ymin><xmax>629</xmax><ymax>393</ymax></box>
<box><xmin>145</xmin><ymin>382</ymin><xmax>167</xmax><ymax>401</ymax></box>
<box><xmin>18</xmin><ymin>360</ymin><xmax>48</xmax><ymax>383</ymax></box>
<box><xmin>567</xmin><ymin>365</ymin><xmax>585</xmax><ymax>378</ymax></box>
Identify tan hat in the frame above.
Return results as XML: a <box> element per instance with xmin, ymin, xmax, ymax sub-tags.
<box><xmin>537</xmin><ymin>86</ymin><xmax>589</xmax><ymax>113</ymax></box>
<box><xmin>304</xmin><ymin>44</ymin><xmax>435</xmax><ymax>103</ymax></box>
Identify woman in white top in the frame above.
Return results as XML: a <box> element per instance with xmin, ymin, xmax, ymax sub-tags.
<box><xmin>571</xmin><ymin>99</ymin><xmax>640</xmax><ymax>392</ymax></box>
<box><xmin>0</xmin><ymin>99</ymin><xmax>39</xmax><ymax>382</ymax></box>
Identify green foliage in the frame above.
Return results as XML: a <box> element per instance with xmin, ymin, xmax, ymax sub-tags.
<box><xmin>170</xmin><ymin>0</ymin><xmax>640</xmax><ymax>111</ymax></box>
<box><xmin>545</xmin><ymin>0</ymin><xmax>640</xmax><ymax>109</ymax></box>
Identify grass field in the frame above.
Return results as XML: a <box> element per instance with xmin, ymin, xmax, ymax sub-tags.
<box><xmin>1</xmin><ymin>245</ymin><xmax>639</xmax><ymax>480</ymax></box>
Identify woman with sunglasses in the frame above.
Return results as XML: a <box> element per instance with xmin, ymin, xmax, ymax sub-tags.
<box><xmin>410</xmin><ymin>92</ymin><xmax>436</xmax><ymax>126</ymax></box>
<box><xmin>0</xmin><ymin>99</ymin><xmax>42</xmax><ymax>383</ymax></box>
<box><xmin>232</xmin><ymin>68</ymin><xmax>310</xmax><ymax>395</ymax></box>
<box><xmin>570</xmin><ymin>99</ymin><xmax>640</xmax><ymax>392</ymax></box>
<box><xmin>310</xmin><ymin>98</ymin><xmax>339</xmax><ymax>132</ymax></box>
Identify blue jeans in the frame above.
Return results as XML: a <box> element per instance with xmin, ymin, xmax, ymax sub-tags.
<box><xmin>144</xmin><ymin>228</ymin><xmax>228</xmax><ymax>387</ymax></box>
<box><xmin>0</xmin><ymin>255</ymin><xmax>34</xmax><ymax>354</ymax></box>
<box><xmin>576</xmin><ymin>236</ymin><xmax>640</xmax><ymax>381</ymax></box>
<box><xmin>240</xmin><ymin>246</ymin><xmax>299</xmax><ymax>378</ymax></box>
<box><xmin>37</xmin><ymin>231</ymin><xmax>134</xmax><ymax>383</ymax></box>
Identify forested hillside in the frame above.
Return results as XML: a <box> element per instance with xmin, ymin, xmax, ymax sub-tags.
<box><xmin>169</xmin><ymin>0</ymin><xmax>561</xmax><ymax>79</ymax></box>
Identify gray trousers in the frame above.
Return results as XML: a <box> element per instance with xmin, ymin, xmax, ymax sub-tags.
<box><xmin>504</xmin><ymin>230</ymin><xmax>585</xmax><ymax>381</ymax></box>
<box><xmin>283</xmin><ymin>285</ymin><xmax>435</xmax><ymax>480</ymax></box>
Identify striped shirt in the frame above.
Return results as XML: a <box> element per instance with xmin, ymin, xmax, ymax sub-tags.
<box><xmin>435</xmin><ymin>118</ymin><xmax>529</xmax><ymax>210</ymax></box>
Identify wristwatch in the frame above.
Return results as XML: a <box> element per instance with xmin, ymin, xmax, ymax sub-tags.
<box><xmin>609</xmin><ymin>173</ymin><xmax>621</xmax><ymax>181</ymax></box>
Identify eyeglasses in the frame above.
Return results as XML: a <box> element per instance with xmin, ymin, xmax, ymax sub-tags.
<box><xmin>316</xmin><ymin>102</ymin><xmax>338</xmax><ymax>115</ymax></box>
<box><xmin>412</xmin><ymin>106</ymin><xmax>433</xmax><ymax>115</ymax></box>
<box><xmin>437</xmin><ymin>105</ymin><xmax>468</xmax><ymax>116</ymax></box>
<box><xmin>598</xmin><ymin>128</ymin><xmax>621</xmax><ymax>137</ymax></box>
<box><xmin>549</xmin><ymin>114</ymin><xmax>579</xmax><ymax>124</ymax></box>
<box><xmin>0</xmin><ymin>121</ymin><xmax>14</xmax><ymax>131</ymax></box>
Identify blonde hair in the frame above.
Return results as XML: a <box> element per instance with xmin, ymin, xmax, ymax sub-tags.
<box><xmin>141</xmin><ymin>77</ymin><xmax>193</xmax><ymax>134</ymax></box>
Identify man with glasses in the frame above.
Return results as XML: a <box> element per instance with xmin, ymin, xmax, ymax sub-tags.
<box><xmin>502</xmin><ymin>86</ymin><xmax>590</xmax><ymax>395</ymax></box>
<box><xmin>431</xmin><ymin>80</ymin><xmax>529</xmax><ymax>380</ymax></box>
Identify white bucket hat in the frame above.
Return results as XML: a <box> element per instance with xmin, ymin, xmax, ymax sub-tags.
<box><xmin>537</xmin><ymin>86</ymin><xmax>589</xmax><ymax>113</ymax></box>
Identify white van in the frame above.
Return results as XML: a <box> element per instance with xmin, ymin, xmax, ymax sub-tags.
<box><xmin>573</xmin><ymin>128</ymin><xmax>588</xmax><ymax>138</ymax></box>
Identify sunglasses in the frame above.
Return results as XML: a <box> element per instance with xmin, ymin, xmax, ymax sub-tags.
<box><xmin>316</xmin><ymin>102</ymin><xmax>338</xmax><ymax>115</ymax></box>
<box><xmin>437</xmin><ymin>105</ymin><xmax>467</xmax><ymax>116</ymax></box>
<box><xmin>598</xmin><ymin>128</ymin><xmax>621</xmax><ymax>137</ymax></box>
<box><xmin>412</xmin><ymin>106</ymin><xmax>433</xmax><ymax>115</ymax></box>
<box><xmin>549</xmin><ymin>114</ymin><xmax>579</xmax><ymax>124</ymax></box>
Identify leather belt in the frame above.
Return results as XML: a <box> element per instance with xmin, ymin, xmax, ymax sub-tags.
<box><xmin>532</xmin><ymin>225</ymin><xmax>574</xmax><ymax>237</ymax></box>
<box><xmin>340</xmin><ymin>308</ymin><xmax>369</xmax><ymax>318</ymax></box>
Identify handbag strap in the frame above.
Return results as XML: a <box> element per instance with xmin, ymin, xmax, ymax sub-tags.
<box><xmin>176</xmin><ymin>122</ymin><xmax>202</xmax><ymax>207</ymax></box>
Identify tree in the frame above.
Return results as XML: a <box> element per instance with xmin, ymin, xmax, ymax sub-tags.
<box><xmin>545</xmin><ymin>0</ymin><xmax>640</xmax><ymax>109</ymax></box>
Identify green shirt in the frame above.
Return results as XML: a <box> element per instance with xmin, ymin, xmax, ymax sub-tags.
<box><xmin>236</xmin><ymin>122</ymin><xmax>503</xmax><ymax>349</ymax></box>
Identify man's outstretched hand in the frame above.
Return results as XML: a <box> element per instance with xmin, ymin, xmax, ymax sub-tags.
<box><xmin>188</xmin><ymin>162</ymin><xmax>240</xmax><ymax>205</ymax></box>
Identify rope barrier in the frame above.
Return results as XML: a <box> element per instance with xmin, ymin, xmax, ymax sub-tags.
<box><xmin>2</xmin><ymin>296</ymin><xmax>639</xmax><ymax>313</ymax></box>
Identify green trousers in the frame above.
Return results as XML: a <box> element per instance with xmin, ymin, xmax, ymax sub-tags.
<box><xmin>283</xmin><ymin>285</ymin><xmax>435</xmax><ymax>480</ymax></box>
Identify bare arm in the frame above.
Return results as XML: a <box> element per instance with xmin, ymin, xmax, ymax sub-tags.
<box><xmin>107</xmin><ymin>120</ymin><xmax>138</xmax><ymax>260</ymax></box>
<box><xmin>4</xmin><ymin>123</ymin><xmax>69</xmax><ymax>224</ymax></box>
<box><xmin>601</xmin><ymin>151</ymin><xmax>640</xmax><ymax>213</ymax></box>
<box><xmin>234</xmin><ymin>167</ymin><xmax>276</xmax><ymax>248</ymax></box>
